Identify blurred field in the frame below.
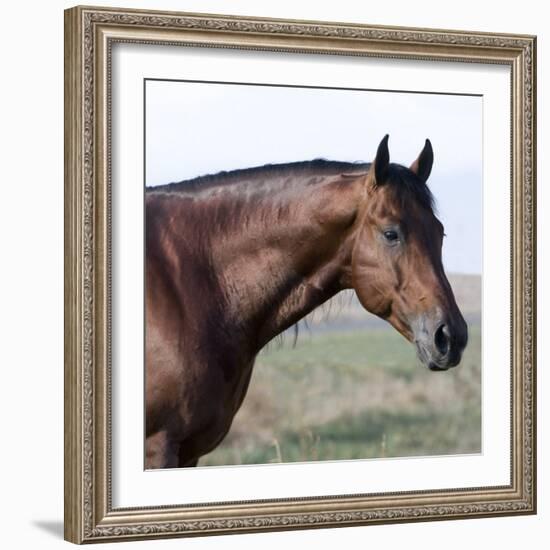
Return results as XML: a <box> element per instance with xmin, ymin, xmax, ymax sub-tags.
<box><xmin>200</xmin><ymin>274</ymin><xmax>481</xmax><ymax>467</ymax></box>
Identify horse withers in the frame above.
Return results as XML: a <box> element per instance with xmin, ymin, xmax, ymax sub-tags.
<box><xmin>144</xmin><ymin>135</ymin><xmax>468</xmax><ymax>468</ymax></box>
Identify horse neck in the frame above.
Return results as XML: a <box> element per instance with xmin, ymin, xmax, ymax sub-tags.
<box><xmin>209</xmin><ymin>174</ymin><xmax>364</xmax><ymax>352</ymax></box>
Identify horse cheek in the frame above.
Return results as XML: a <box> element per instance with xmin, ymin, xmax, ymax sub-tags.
<box><xmin>351</xmin><ymin>245</ymin><xmax>385</xmax><ymax>316</ymax></box>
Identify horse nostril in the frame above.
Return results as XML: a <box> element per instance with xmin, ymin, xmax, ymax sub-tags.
<box><xmin>434</xmin><ymin>324</ymin><xmax>450</xmax><ymax>357</ymax></box>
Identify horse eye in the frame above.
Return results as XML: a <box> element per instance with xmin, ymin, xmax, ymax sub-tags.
<box><xmin>383</xmin><ymin>230</ymin><xmax>399</xmax><ymax>242</ymax></box>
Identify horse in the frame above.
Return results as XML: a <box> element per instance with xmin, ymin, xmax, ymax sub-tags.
<box><xmin>144</xmin><ymin>135</ymin><xmax>468</xmax><ymax>469</ymax></box>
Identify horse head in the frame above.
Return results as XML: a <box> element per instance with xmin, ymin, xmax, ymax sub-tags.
<box><xmin>351</xmin><ymin>135</ymin><xmax>468</xmax><ymax>371</ymax></box>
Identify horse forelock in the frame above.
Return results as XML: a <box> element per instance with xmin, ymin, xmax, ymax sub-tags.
<box><xmin>381</xmin><ymin>163</ymin><xmax>437</xmax><ymax>214</ymax></box>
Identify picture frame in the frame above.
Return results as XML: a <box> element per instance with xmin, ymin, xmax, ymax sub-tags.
<box><xmin>64</xmin><ymin>5</ymin><xmax>537</xmax><ymax>544</ymax></box>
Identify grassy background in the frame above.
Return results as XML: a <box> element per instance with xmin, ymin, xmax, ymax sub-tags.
<box><xmin>200</xmin><ymin>274</ymin><xmax>481</xmax><ymax>467</ymax></box>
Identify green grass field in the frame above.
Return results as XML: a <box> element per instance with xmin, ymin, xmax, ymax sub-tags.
<box><xmin>200</xmin><ymin>321</ymin><xmax>482</xmax><ymax>467</ymax></box>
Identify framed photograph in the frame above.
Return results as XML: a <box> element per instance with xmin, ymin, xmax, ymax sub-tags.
<box><xmin>64</xmin><ymin>5</ymin><xmax>537</xmax><ymax>544</ymax></box>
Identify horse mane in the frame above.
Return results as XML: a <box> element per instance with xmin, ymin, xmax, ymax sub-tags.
<box><xmin>146</xmin><ymin>159</ymin><xmax>370</xmax><ymax>195</ymax></box>
<box><xmin>147</xmin><ymin>159</ymin><xmax>436</xmax><ymax>213</ymax></box>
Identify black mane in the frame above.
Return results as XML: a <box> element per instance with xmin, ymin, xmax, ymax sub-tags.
<box><xmin>146</xmin><ymin>159</ymin><xmax>369</xmax><ymax>194</ymax></box>
<box><xmin>146</xmin><ymin>158</ymin><xmax>435</xmax><ymax>212</ymax></box>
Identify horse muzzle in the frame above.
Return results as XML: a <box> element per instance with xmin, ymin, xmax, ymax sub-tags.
<box><xmin>413</xmin><ymin>313</ymin><xmax>468</xmax><ymax>371</ymax></box>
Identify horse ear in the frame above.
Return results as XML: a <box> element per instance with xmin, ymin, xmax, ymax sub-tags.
<box><xmin>372</xmin><ymin>134</ymin><xmax>390</xmax><ymax>186</ymax></box>
<box><xmin>410</xmin><ymin>139</ymin><xmax>434</xmax><ymax>183</ymax></box>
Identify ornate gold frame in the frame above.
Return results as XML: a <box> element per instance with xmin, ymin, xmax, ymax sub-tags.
<box><xmin>64</xmin><ymin>5</ymin><xmax>537</xmax><ymax>544</ymax></box>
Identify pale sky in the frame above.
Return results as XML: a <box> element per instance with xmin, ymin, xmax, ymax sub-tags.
<box><xmin>145</xmin><ymin>80</ymin><xmax>482</xmax><ymax>274</ymax></box>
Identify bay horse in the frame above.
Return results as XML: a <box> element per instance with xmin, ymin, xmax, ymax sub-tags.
<box><xmin>145</xmin><ymin>135</ymin><xmax>468</xmax><ymax>469</ymax></box>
